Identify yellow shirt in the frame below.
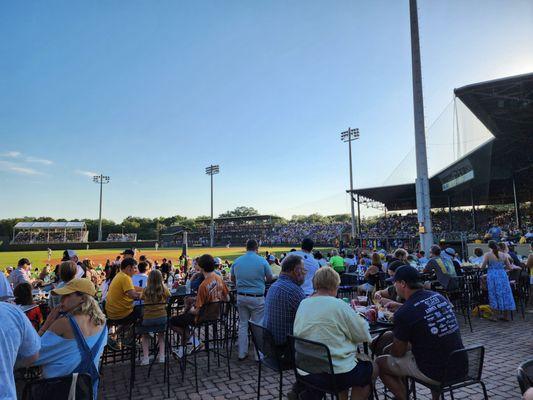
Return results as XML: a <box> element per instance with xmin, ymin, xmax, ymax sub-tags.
<box><xmin>141</xmin><ymin>287</ymin><xmax>171</xmax><ymax>320</ymax></box>
<box><xmin>106</xmin><ymin>271</ymin><xmax>135</xmax><ymax>320</ymax></box>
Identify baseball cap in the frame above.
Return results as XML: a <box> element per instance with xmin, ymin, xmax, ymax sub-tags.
<box><xmin>444</xmin><ymin>247</ymin><xmax>456</xmax><ymax>256</ymax></box>
<box><xmin>62</xmin><ymin>250</ymin><xmax>77</xmax><ymax>261</ymax></box>
<box><xmin>52</xmin><ymin>278</ymin><xmax>97</xmax><ymax>297</ymax></box>
<box><xmin>393</xmin><ymin>265</ymin><xmax>421</xmax><ymax>284</ymax></box>
<box><xmin>267</xmin><ymin>255</ymin><xmax>276</xmax><ymax>262</ymax></box>
<box><xmin>214</xmin><ymin>257</ymin><xmax>222</xmax><ymax>265</ymax></box>
<box><xmin>121</xmin><ymin>249</ymin><xmax>135</xmax><ymax>256</ymax></box>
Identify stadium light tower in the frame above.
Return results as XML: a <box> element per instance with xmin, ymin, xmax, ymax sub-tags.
<box><xmin>341</xmin><ymin>127</ymin><xmax>360</xmax><ymax>239</ymax></box>
<box><xmin>205</xmin><ymin>165</ymin><xmax>220</xmax><ymax>247</ymax></box>
<box><xmin>410</xmin><ymin>0</ymin><xmax>433</xmax><ymax>253</ymax></box>
<box><xmin>93</xmin><ymin>174</ymin><xmax>110</xmax><ymax>241</ymax></box>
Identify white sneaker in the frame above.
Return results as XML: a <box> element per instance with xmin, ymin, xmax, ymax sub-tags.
<box><xmin>140</xmin><ymin>356</ymin><xmax>150</xmax><ymax>366</ymax></box>
<box><xmin>172</xmin><ymin>346</ymin><xmax>185</xmax><ymax>359</ymax></box>
<box><xmin>157</xmin><ymin>354</ymin><xmax>165</xmax><ymax>363</ymax></box>
<box><xmin>187</xmin><ymin>336</ymin><xmax>201</xmax><ymax>347</ymax></box>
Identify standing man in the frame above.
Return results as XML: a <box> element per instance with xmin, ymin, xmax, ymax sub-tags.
<box><xmin>47</xmin><ymin>248</ymin><xmax>52</xmax><ymax>262</ymax></box>
<box><xmin>329</xmin><ymin>249</ymin><xmax>345</xmax><ymax>274</ymax></box>
<box><xmin>291</xmin><ymin>238</ymin><xmax>320</xmax><ymax>297</ymax></box>
<box><xmin>0</xmin><ymin>270</ymin><xmax>13</xmax><ymax>298</ymax></box>
<box><xmin>231</xmin><ymin>239</ymin><xmax>273</xmax><ymax>361</ymax></box>
<box><xmin>267</xmin><ymin>254</ymin><xmax>281</xmax><ymax>276</ymax></box>
<box><xmin>488</xmin><ymin>222</ymin><xmax>502</xmax><ymax>242</ymax></box>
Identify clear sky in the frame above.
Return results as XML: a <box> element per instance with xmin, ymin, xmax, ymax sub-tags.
<box><xmin>1</xmin><ymin>0</ymin><xmax>532</xmax><ymax>221</ymax></box>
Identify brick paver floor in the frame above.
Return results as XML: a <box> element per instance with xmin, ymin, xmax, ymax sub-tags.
<box><xmin>100</xmin><ymin>313</ymin><xmax>532</xmax><ymax>399</ymax></box>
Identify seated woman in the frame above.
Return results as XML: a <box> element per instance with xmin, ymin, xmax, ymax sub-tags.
<box><xmin>139</xmin><ymin>269</ymin><xmax>170</xmax><ymax>365</ymax></box>
<box><xmin>293</xmin><ymin>267</ymin><xmax>378</xmax><ymax>400</ymax></box>
<box><xmin>48</xmin><ymin>261</ymin><xmax>78</xmax><ymax>309</ymax></box>
<box><xmin>14</xmin><ymin>282</ymin><xmax>43</xmax><ymax>330</ymax></box>
<box><xmin>34</xmin><ymin>279</ymin><xmax>108</xmax><ymax>399</ymax></box>
<box><xmin>358</xmin><ymin>253</ymin><xmax>383</xmax><ymax>295</ymax></box>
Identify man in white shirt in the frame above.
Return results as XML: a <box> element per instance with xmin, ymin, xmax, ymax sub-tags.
<box><xmin>10</xmin><ymin>258</ymin><xmax>34</xmax><ymax>288</ymax></box>
<box><xmin>291</xmin><ymin>238</ymin><xmax>320</xmax><ymax>297</ymax></box>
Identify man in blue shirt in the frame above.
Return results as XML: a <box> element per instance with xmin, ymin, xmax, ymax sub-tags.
<box><xmin>231</xmin><ymin>239</ymin><xmax>273</xmax><ymax>360</ymax></box>
<box><xmin>291</xmin><ymin>238</ymin><xmax>320</xmax><ymax>296</ymax></box>
<box><xmin>263</xmin><ymin>254</ymin><xmax>306</xmax><ymax>345</ymax></box>
<box><xmin>488</xmin><ymin>224</ymin><xmax>502</xmax><ymax>241</ymax></box>
<box><xmin>0</xmin><ymin>302</ymin><xmax>41</xmax><ymax>399</ymax></box>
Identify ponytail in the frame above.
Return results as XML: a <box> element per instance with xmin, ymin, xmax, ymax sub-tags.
<box><xmin>488</xmin><ymin>240</ymin><xmax>499</xmax><ymax>258</ymax></box>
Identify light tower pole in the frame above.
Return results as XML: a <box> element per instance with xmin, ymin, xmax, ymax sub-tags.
<box><xmin>93</xmin><ymin>174</ymin><xmax>110</xmax><ymax>241</ymax></box>
<box><xmin>410</xmin><ymin>0</ymin><xmax>433</xmax><ymax>253</ymax></box>
<box><xmin>205</xmin><ymin>165</ymin><xmax>220</xmax><ymax>247</ymax></box>
<box><xmin>341</xmin><ymin>127</ymin><xmax>360</xmax><ymax>239</ymax></box>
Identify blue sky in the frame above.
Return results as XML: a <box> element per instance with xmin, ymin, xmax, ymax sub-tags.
<box><xmin>1</xmin><ymin>0</ymin><xmax>532</xmax><ymax>221</ymax></box>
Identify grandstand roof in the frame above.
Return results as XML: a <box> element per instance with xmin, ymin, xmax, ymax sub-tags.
<box><xmin>350</xmin><ymin>72</ymin><xmax>533</xmax><ymax>211</ymax></box>
<box><xmin>195</xmin><ymin>215</ymin><xmax>282</xmax><ymax>223</ymax></box>
<box><xmin>14</xmin><ymin>221</ymin><xmax>87</xmax><ymax>230</ymax></box>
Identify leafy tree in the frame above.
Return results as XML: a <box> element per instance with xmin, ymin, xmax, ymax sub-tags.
<box><xmin>219</xmin><ymin>206</ymin><xmax>259</xmax><ymax>218</ymax></box>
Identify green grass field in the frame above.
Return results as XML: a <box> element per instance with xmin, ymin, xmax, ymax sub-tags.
<box><xmin>0</xmin><ymin>246</ymin><xmax>325</xmax><ymax>271</ymax></box>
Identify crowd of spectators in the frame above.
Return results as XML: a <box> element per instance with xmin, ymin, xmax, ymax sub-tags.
<box><xmin>106</xmin><ymin>233</ymin><xmax>138</xmax><ymax>242</ymax></box>
<box><xmin>161</xmin><ymin>206</ymin><xmax>532</xmax><ymax>248</ymax></box>
<box><xmin>12</xmin><ymin>230</ymin><xmax>86</xmax><ymax>244</ymax></box>
<box><xmin>1</xmin><ymin>235</ymin><xmax>532</xmax><ymax>399</ymax></box>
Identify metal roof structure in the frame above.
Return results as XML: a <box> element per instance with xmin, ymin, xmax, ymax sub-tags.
<box><xmin>350</xmin><ymin>72</ymin><xmax>533</xmax><ymax>211</ymax></box>
<box><xmin>195</xmin><ymin>215</ymin><xmax>282</xmax><ymax>223</ymax></box>
<box><xmin>14</xmin><ymin>221</ymin><xmax>87</xmax><ymax>230</ymax></box>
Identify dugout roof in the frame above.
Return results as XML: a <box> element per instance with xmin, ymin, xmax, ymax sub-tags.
<box><xmin>350</xmin><ymin>72</ymin><xmax>533</xmax><ymax>211</ymax></box>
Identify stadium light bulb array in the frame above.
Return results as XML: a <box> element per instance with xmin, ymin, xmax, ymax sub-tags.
<box><xmin>341</xmin><ymin>128</ymin><xmax>360</xmax><ymax>142</ymax></box>
<box><xmin>205</xmin><ymin>165</ymin><xmax>220</xmax><ymax>175</ymax></box>
<box><xmin>93</xmin><ymin>175</ymin><xmax>110</xmax><ymax>184</ymax></box>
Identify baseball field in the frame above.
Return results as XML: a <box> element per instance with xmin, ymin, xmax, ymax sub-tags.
<box><xmin>0</xmin><ymin>246</ymin><xmax>325</xmax><ymax>271</ymax></box>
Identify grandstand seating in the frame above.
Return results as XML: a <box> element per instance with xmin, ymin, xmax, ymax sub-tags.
<box><xmin>160</xmin><ymin>206</ymin><xmax>532</xmax><ymax>247</ymax></box>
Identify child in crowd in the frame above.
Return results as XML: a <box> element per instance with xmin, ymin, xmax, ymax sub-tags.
<box><xmin>139</xmin><ymin>269</ymin><xmax>170</xmax><ymax>365</ymax></box>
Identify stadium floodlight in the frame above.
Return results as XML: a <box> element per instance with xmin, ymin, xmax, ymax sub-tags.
<box><xmin>205</xmin><ymin>165</ymin><xmax>220</xmax><ymax>247</ymax></box>
<box><xmin>341</xmin><ymin>127</ymin><xmax>360</xmax><ymax>240</ymax></box>
<box><xmin>93</xmin><ymin>174</ymin><xmax>110</xmax><ymax>242</ymax></box>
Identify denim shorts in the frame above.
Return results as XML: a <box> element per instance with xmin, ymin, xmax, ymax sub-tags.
<box><xmin>137</xmin><ymin>317</ymin><xmax>167</xmax><ymax>334</ymax></box>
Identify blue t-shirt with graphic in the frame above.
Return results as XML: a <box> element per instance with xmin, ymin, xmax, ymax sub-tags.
<box><xmin>393</xmin><ymin>290</ymin><xmax>465</xmax><ymax>382</ymax></box>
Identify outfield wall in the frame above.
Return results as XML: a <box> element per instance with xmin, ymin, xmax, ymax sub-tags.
<box><xmin>5</xmin><ymin>240</ymin><xmax>157</xmax><ymax>252</ymax></box>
